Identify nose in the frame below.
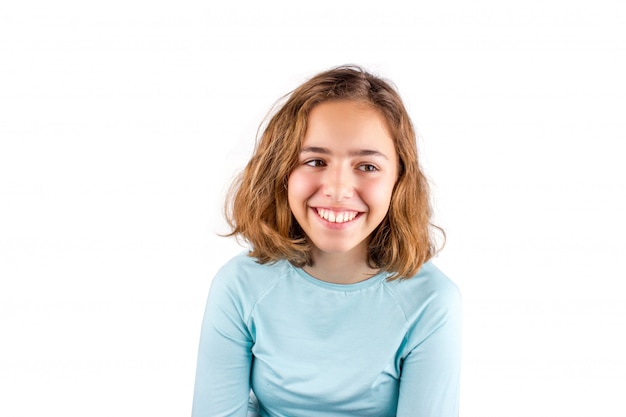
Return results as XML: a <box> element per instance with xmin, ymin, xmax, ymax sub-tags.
<box><xmin>322</xmin><ymin>163</ymin><xmax>354</xmax><ymax>201</ymax></box>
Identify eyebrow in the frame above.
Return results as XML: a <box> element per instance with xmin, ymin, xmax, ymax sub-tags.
<box><xmin>300</xmin><ymin>146</ymin><xmax>389</xmax><ymax>160</ymax></box>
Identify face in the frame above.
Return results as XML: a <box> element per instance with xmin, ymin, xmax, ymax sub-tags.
<box><xmin>287</xmin><ymin>100</ymin><xmax>399</xmax><ymax>262</ymax></box>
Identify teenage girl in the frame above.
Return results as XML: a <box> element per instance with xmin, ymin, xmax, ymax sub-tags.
<box><xmin>192</xmin><ymin>65</ymin><xmax>461</xmax><ymax>417</ymax></box>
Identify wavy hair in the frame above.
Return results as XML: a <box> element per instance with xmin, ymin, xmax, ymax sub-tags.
<box><xmin>224</xmin><ymin>65</ymin><xmax>444</xmax><ymax>280</ymax></box>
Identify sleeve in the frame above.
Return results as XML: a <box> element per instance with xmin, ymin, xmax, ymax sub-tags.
<box><xmin>191</xmin><ymin>271</ymin><xmax>255</xmax><ymax>417</ymax></box>
<box><xmin>396</xmin><ymin>282</ymin><xmax>462</xmax><ymax>417</ymax></box>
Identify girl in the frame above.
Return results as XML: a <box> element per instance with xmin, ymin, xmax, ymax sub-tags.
<box><xmin>192</xmin><ymin>65</ymin><xmax>461</xmax><ymax>417</ymax></box>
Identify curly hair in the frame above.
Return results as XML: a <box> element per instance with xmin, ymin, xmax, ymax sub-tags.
<box><xmin>224</xmin><ymin>65</ymin><xmax>444</xmax><ymax>280</ymax></box>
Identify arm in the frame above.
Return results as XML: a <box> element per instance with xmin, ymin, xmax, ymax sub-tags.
<box><xmin>396</xmin><ymin>284</ymin><xmax>462</xmax><ymax>417</ymax></box>
<box><xmin>191</xmin><ymin>274</ymin><xmax>254</xmax><ymax>417</ymax></box>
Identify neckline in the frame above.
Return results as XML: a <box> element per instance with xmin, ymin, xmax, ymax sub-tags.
<box><xmin>289</xmin><ymin>263</ymin><xmax>389</xmax><ymax>292</ymax></box>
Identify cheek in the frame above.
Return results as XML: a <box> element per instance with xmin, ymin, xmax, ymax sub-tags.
<box><xmin>364</xmin><ymin>179</ymin><xmax>396</xmax><ymax>208</ymax></box>
<box><xmin>288</xmin><ymin>170</ymin><xmax>317</xmax><ymax>200</ymax></box>
<box><xmin>287</xmin><ymin>171</ymin><xmax>310</xmax><ymax>209</ymax></box>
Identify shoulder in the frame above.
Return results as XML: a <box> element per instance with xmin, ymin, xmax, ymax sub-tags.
<box><xmin>209</xmin><ymin>251</ymin><xmax>290</xmax><ymax>303</ymax></box>
<box><xmin>383</xmin><ymin>261</ymin><xmax>461</xmax><ymax>323</ymax></box>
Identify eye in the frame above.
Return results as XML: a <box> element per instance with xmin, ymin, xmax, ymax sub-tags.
<box><xmin>304</xmin><ymin>159</ymin><xmax>326</xmax><ymax>167</ymax></box>
<box><xmin>358</xmin><ymin>163</ymin><xmax>378</xmax><ymax>172</ymax></box>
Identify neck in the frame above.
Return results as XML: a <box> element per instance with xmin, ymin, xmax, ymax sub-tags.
<box><xmin>305</xmin><ymin>247</ymin><xmax>379</xmax><ymax>285</ymax></box>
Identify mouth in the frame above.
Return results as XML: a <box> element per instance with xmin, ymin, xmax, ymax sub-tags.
<box><xmin>314</xmin><ymin>208</ymin><xmax>361</xmax><ymax>224</ymax></box>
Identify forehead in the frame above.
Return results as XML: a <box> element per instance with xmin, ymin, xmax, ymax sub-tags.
<box><xmin>303</xmin><ymin>100</ymin><xmax>394</xmax><ymax>149</ymax></box>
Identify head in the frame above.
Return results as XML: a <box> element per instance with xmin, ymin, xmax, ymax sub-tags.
<box><xmin>225</xmin><ymin>65</ymin><xmax>443</xmax><ymax>280</ymax></box>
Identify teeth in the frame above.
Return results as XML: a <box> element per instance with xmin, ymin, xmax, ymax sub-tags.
<box><xmin>316</xmin><ymin>209</ymin><xmax>358</xmax><ymax>223</ymax></box>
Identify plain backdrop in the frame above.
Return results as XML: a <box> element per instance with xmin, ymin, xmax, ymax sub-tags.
<box><xmin>1</xmin><ymin>1</ymin><xmax>625</xmax><ymax>416</ymax></box>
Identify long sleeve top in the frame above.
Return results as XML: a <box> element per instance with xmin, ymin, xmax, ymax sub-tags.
<box><xmin>192</xmin><ymin>253</ymin><xmax>461</xmax><ymax>417</ymax></box>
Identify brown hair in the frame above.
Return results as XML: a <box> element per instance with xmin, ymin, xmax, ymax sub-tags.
<box><xmin>224</xmin><ymin>65</ymin><xmax>444</xmax><ymax>280</ymax></box>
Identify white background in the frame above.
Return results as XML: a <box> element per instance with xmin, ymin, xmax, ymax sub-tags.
<box><xmin>1</xmin><ymin>1</ymin><xmax>625</xmax><ymax>416</ymax></box>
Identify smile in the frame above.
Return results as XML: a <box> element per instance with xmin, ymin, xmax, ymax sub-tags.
<box><xmin>315</xmin><ymin>208</ymin><xmax>359</xmax><ymax>223</ymax></box>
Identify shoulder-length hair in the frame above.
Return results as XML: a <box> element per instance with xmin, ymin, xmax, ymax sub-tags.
<box><xmin>224</xmin><ymin>65</ymin><xmax>444</xmax><ymax>280</ymax></box>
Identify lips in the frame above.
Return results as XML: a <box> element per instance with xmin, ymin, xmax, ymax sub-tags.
<box><xmin>315</xmin><ymin>208</ymin><xmax>360</xmax><ymax>223</ymax></box>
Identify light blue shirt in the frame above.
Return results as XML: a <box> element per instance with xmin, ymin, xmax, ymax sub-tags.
<box><xmin>192</xmin><ymin>253</ymin><xmax>461</xmax><ymax>417</ymax></box>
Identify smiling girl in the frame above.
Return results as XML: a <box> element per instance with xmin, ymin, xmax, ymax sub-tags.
<box><xmin>192</xmin><ymin>65</ymin><xmax>461</xmax><ymax>417</ymax></box>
